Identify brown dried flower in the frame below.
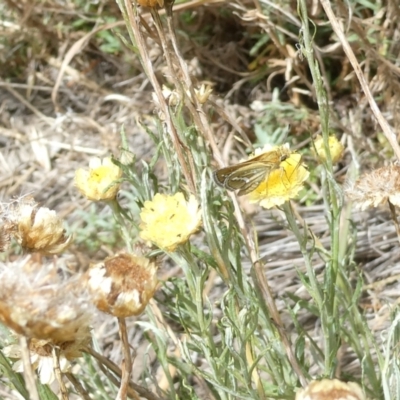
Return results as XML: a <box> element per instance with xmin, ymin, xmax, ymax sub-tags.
<box><xmin>0</xmin><ymin>257</ymin><xmax>93</xmax><ymax>342</ymax></box>
<box><xmin>295</xmin><ymin>379</ymin><xmax>366</xmax><ymax>400</ymax></box>
<box><xmin>86</xmin><ymin>253</ymin><xmax>158</xmax><ymax>317</ymax></box>
<box><xmin>346</xmin><ymin>165</ymin><xmax>400</xmax><ymax>210</ymax></box>
<box><xmin>5</xmin><ymin>199</ymin><xmax>72</xmax><ymax>255</ymax></box>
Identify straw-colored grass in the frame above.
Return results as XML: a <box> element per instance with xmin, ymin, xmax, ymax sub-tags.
<box><xmin>1</xmin><ymin>0</ymin><xmax>400</xmax><ymax>399</ymax></box>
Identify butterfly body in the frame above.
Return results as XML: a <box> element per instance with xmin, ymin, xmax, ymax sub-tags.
<box><xmin>213</xmin><ymin>147</ymin><xmax>291</xmax><ymax>196</ymax></box>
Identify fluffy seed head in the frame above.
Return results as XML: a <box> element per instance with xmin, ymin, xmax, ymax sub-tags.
<box><xmin>346</xmin><ymin>165</ymin><xmax>400</xmax><ymax>210</ymax></box>
<box><xmin>0</xmin><ymin>257</ymin><xmax>93</xmax><ymax>342</ymax></box>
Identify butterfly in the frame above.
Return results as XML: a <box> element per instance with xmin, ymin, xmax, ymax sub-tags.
<box><xmin>213</xmin><ymin>146</ymin><xmax>292</xmax><ymax>196</ymax></box>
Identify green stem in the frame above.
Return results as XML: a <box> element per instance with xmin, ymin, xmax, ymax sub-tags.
<box><xmin>297</xmin><ymin>0</ymin><xmax>342</xmax><ymax>374</ymax></box>
<box><xmin>107</xmin><ymin>199</ymin><xmax>133</xmax><ymax>253</ymax></box>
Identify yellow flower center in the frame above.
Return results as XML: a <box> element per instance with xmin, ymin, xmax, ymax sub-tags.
<box><xmin>89</xmin><ymin>166</ymin><xmax>110</xmax><ymax>183</ymax></box>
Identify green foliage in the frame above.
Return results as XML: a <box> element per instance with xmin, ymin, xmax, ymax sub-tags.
<box><xmin>252</xmin><ymin>91</ymin><xmax>309</xmax><ymax>147</ymax></box>
<box><xmin>71</xmin><ymin>204</ymin><xmax>122</xmax><ymax>254</ymax></box>
<box><xmin>1</xmin><ymin>0</ymin><xmax>398</xmax><ymax>398</ymax></box>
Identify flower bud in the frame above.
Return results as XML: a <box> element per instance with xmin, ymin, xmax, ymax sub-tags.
<box><xmin>313</xmin><ymin>135</ymin><xmax>344</xmax><ymax>164</ymax></box>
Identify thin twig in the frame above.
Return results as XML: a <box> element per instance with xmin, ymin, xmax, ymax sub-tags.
<box><xmin>19</xmin><ymin>336</ymin><xmax>39</xmax><ymax>400</ymax></box>
<box><xmin>163</xmin><ymin>2</ymin><xmax>224</xmax><ymax>167</ymax></box>
<box><xmin>65</xmin><ymin>373</ymin><xmax>92</xmax><ymax>400</ymax></box>
<box><xmin>52</xmin><ymin>347</ymin><xmax>68</xmax><ymax>400</ymax></box>
<box><xmin>149</xmin><ymin>7</ymin><xmax>198</xmax><ymax>188</ymax></box>
<box><xmin>82</xmin><ymin>346</ymin><xmax>164</xmax><ymax>400</ymax></box>
<box><xmin>122</xmin><ymin>0</ymin><xmax>196</xmax><ymax>193</ymax></box>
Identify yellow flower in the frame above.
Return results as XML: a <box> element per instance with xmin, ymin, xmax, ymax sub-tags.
<box><xmin>248</xmin><ymin>151</ymin><xmax>309</xmax><ymax>209</ymax></box>
<box><xmin>86</xmin><ymin>253</ymin><xmax>158</xmax><ymax>317</ymax></box>
<box><xmin>313</xmin><ymin>135</ymin><xmax>344</xmax><ymax>164</ymax></box>
<box><xmin>295</xmin><ymin>379</ymin><xmax>365</xmax><ymax>400</ymax></box>
<box><xmin>140</xmin><ymin>193</ymin><xmax>202</xmax><ymax>251</ymax></box>
<box><xmin>7</xmin><ymin>198</ymin><xmax>72</xmax><ymax>255</ymax></box>
<box><xmin>346</xmin><ymin>165</ymin><xmax>400</xmax><ymax>210</ymax></box>
<box><xmin>75</xmin><ymin>157</ymin><xmax>122</xmax><ymax>201</ymax></box>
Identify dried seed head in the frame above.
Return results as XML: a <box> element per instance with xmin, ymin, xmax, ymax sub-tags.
<box><xmin>194</xmin><ymin>83</ymin><xmax>213</xmax><ymax>104</ymax></box>
<box><xmin>295</xmin><ymin>379</ymin><xmax>366</xmax><ymax>400</ymax></box>
<box><xmin>155</xmin><ymin>83</ymin><xmax>213</xmax><ymax>107</ymax></box>
<box><xmin>140</xmin><ymin>192</ymin><xmax>202</xmax><ymax>251</ymax></box>
<box><xmin>5</xmin><ymin>199</ymin><xmax>72</xmax><ymax>255</ymax></box>
<box><xmin>346</xmin><ymin>165</ymin><xmax>400</xmax><ymax>210</ymax></box>
<box><xmin>0</xmin><ymin>257</ymin><xmax>93</xmax><ymax>342</ymax></box>
<box><xmin>313</xmin><ymin>135</ymin><xmax>344</xmax><ymax>164</ymax></box>
<box><xmin>86</xmin><ymin>253</ymin><xmax>158</xmax><ymax>317</ymax></box>
<box><xmin>75</xmin><ymin>157</ymin><xmax>123</xmax><ymax>201</ymax></box>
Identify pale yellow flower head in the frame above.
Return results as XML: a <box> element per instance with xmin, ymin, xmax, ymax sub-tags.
<box><xmin>295</xmin><ymin>379</ymin><xmax>365</xmax><ymax>400</ymax></box>
<box><xmin>140</xmin><ymin>193</ymin><xmax>202</xmax><ymax>251</ymax></box>
<box><xmin>248</xmin><ymin>149</ymin><xmax>309</xmax><ymax>209</ymax></box>
<box><xmin>346</xmin><ymin>165</ymin><xmax>400</xmax><ymax>210</ymax></box>
<box><xmin>313</xmin><ymin>135</ymin><xmax>344</xmax><ymax>164</ymax></box>
<box><xmin>86</xmin><ymin>253</ymin><xmax>158</xmax><ymax>317</ymax></box>
<box><xmin>75</xmin><ymin>157</ymin><xmax>122</xmax><ymax>201</ymax></box>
